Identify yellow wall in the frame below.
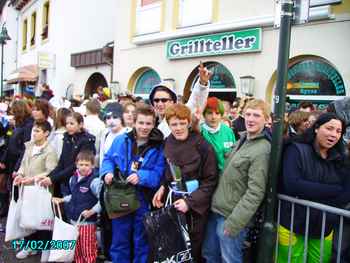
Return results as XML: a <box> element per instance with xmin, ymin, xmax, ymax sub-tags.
<box><xmin>332</xmin><ymin>1</ymin><xmax>350</xmax><ymax>14</ymax></box>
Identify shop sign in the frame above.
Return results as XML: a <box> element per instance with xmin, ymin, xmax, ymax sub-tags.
<box><xmin>287</xmin><ymin>60</ymin><xmax>346</xmax><ymax>96</ymax></box>
<box><xmin>166</xmin><ymin>28</ymin><xmax>262</xmax><ymax>60</ymax></box>
<box><xmin>38</xmin><ymin>52</ymin><xmax>55</xmax><ymax>69</ymax></box>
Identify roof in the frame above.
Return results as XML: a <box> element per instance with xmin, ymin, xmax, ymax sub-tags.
<box><xmin>6</xmin><ymin>64</ymin><xmax>38</xmax><ymax>84</ymax></box>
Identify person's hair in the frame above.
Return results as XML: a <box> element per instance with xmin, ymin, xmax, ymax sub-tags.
<box><xmin>11</xmin><ymin>100</ymin><xmax>32</xmax><ymax>126</ymax></box>
<box><xmin>288</xmin><ymin>110</ymin><xmax>311</xmax><ymax>131</ymax></box>
<box><xmin>123</xmin><ymin>102</ymin><xmax>136</xmax><ymax>113</ymax></box>
<box><xmin>42</xmin><ymin>83</ymin><xmax>50</xmax><ymax>90</ymax></box>
<box><xmin>291</xmin><ymin>112</ymin><xmax>346</xmax><ymax>158</ymax></box>
<box><xmin>135</xmin><ymin>104</ymin><xmax>156</xmax><ymax>121</ymax></box>
<box><xmin>85</xmin><ymin>99</ymin><xmax>101</xmax><ymax>115</ymax></box>
<box><xmin>165</xmin><ymin>103</ymin><xmax>191</xmax><ymax>123</ymax></box>
<box><xmin>244</xmin><ymin>99</ymin><xmax>271</xmax><ymax>120</ymax></box>
<box><xmin>54</xmin><ymin>108</ymin><xmax>71</xmax><ymax>129</ymax></box>
<box><xmin>33</xmin><ymin>120</ymin><xmax>52</xmax><ymax>133</ymax></box>
<box><xmin>66</xmin><ymin>112</ymin><xmax>84</xmax><ymax>125</ymax></box>
<box><xmin>238</xmin><ymin>97</ymin><xmax>254</xmax><ymax>115</ymax></box>
<box><xmin>298</xmin><ymin>101</ymin><xmax>315</xmax><ymax>111</ymax></box>
<box><xmin>33</xmin><ymin>99</ymin><xmax>50</xmax><ymax>119</ymax></box>
<box><xmin>76</xmin><ymin>150</ymin><xmax>95</xmax><ymax>164</ymax></box>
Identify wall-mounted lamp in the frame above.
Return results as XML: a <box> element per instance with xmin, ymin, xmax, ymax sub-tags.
<box><xmin>240</xmin><ymin>75</ymin><xmax>255</xmax><ymax>97</ymax></box>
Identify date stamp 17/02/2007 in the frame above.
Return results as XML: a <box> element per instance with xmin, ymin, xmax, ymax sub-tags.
<box><xmin>11</xmin><ymin>240</ymin><xmax>76</xmax><ymax>251</ymax></box>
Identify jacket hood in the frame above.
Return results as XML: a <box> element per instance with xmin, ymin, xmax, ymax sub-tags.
<box><xmin>240</xmin><ymin>127</ymin><xmax>272</xmax><ymax>143</ymax></box>
<box><xmin>127</xmin><ymin>127</ymin><xmax>164</xmax><ymax>147</ymax></box>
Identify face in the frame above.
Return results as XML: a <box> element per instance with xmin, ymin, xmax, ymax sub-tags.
<box><xmin>308</xmin><ymin>115</ymin><xmax>317</xmax><ymax>126</ymax></box>
<box><xmin>66</xmin><ymin>116</ymin><xmax>83</xmax><ymax>135</ymax></box>
<box><xmin>168</xmin><ymin>117</ymin><xmax>189</xmax><ymax>141</ymax></box>
<box><xmin>135</xmin><ymin>114</ymin><xmax>155</xmax><ymax>140</ymax></box>
<box><xmin>230</xmin><ymin>106</ymin><xmax>238</xmax><ymax>119</ymax></box>
<box><xmin>76</xmin><ymin>160</ymin><xmax>94</xmax><ymax>176</ymax></box>
<box><xmin>298</xmin><ymin>119</ymin><xmax>310</xmax><ymax>134</ymax></box>
<box><xmin>204</xmin><ymin>110</ymin><xmax>222</xmax><ymax>129</ymax></box>
<box><xmin>315</xmin><ymin>119</ymin><xmax>342</xmax><ymax>151</ymax></box>
<box><xmin>106</xmin><ymin>115</ymin><xmax>123</xmax><ymax>132</ymax></box>
<box><xmin>32</xmin><ymin>126</ymin><xmax>49</xmax><ymax>144</ymax></box>
<box><xmin>123</xmin><ymin>105</ymin><xmax>136</xmax><ymax>127</ymax></box>
<box><xmin>244</xmin><ymin>108</ymin><xmax>267</xmax><ymax>137</ymax></box>
<box><xmin>153</xmin><ymin>90</ymin><xmax>174</xmax><ymax>117</ymax></box>
<box><xmin>32</xmin><ymin>108</ymin><xmax>46</xmax><ymax>121</ymax></box>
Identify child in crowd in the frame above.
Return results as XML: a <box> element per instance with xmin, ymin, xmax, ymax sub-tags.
<box><xmin>38</xmin><ymin>112</ymin><xmax>95</xmax><ymax>198</ymax></box>
<box><xmin>13</xmin><ymin>120</ymin><xmax>58</xmax><ymax>260</ymax></box>
<box><xmin>200</xmin><ymin>97</ymin><xmax>236</xmax><ymax>173</ymax></box>
<box><xmin>122</xmin><ymin>102</ymin><xmax>136</xmax><ymax>130</ymax></box>
<box><xmin>53</xmin><ymin>150</ymin><xmax>101</xmax><ymax>263</ymax></box>
<box><xmin>50</xmin><ymin>107</ymin><xmax>71</xmax><ymax>157</ymax></box>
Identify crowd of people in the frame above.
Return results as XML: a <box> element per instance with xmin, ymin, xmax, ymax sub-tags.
<box><xmin>0</xmin><ymin>63</ymin><xmax>349</xmax><ymax>263</ymax></box>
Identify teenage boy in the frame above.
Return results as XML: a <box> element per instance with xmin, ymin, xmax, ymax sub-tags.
<box><xmin>202</xmin><ymin>99</ymin><xmax>272</xmax><ymax>263</ymax></box>
<box><xmin>101</xmin><ymin>105</ymin><xmax>165</xmax><ymax>263</ymax></box>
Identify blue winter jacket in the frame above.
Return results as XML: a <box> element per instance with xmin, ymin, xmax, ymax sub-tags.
<box><xmin>100</xmin><ymin>129</ymin><xmax>165</xmax><ymax>203</ymax></box>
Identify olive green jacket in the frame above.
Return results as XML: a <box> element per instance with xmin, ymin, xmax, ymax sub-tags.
<box><xmin>211</xmin><ymin>130</ymin><xmax>271</xmax><ymax>236</ymax></box>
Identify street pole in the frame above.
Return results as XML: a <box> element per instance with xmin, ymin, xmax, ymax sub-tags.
<box><xmin>0</xmin><ymin>43</ymin><xmax>3</xmax><ymax>98</ymax></box>
<box><xmin>257</xmin><ymin>0</ymin><xmax>294</xmax><ymax>262</ymax></box>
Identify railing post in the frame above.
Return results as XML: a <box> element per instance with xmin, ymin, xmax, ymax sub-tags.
<box><xmin>257</xmin><ymin>0</ymin><xmax>294</xmax><ymax>262</ymax></box>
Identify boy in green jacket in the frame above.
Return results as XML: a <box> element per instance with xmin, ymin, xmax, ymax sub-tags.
<box><xmin>202</xmin><ymin>99</ymin><xmax>271</xmax><ymax>263</ymax></box>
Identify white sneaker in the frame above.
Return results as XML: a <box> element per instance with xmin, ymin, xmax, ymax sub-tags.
<box><xmin>16</xmin><ymin>248</ymin><xmax>38</xmax><ymax>259</ymax></box>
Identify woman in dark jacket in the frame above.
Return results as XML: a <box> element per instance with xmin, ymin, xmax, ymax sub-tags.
<box><xmin>153</xmin><ymin>103</ymin><xmax>218</xmax><ymax>263</ymax></box>
<box><xmin>39</xmin><ymin>112</ymin><xmax>95</xmax><ymax>196</ymax></box>
<box><xmin>278</xmin><ymin>112</ymin><xmax>348</xmax><ymax>263</ymax></box>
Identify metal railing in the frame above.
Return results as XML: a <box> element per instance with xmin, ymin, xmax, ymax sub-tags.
<box><xmin>275</xmin><ymin>194</ymin><xmax>350</xmax><ymax>263</ymax></box>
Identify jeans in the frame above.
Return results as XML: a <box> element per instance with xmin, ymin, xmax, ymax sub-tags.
<box><xmin>202</xmin><ymin>212</ymin><xmax>247</xmax><ymax>263</ymax></box>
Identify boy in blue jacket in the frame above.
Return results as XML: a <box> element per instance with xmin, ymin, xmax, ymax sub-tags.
<box><xmin>100</xmin><ymin>104</ymin><xmax>165</xmax><ymax>263</ymax></box>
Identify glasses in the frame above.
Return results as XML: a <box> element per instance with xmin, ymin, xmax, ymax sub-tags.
<box><xmin>153</xmin><ymin>98</ymin><xmax>171</xmax><ymax>103</ymax></box>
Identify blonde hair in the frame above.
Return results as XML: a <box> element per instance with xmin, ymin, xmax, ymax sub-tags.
<box><xmin>244</xmin><ymin>99</ymin><xmax>271</xmax><ymax>120</ymax></box>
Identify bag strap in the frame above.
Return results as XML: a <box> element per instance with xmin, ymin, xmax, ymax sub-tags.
<box><xmin>52</xmin><ymin>201</ymin><xmax>63</xmax><ymax>219</ymax></box>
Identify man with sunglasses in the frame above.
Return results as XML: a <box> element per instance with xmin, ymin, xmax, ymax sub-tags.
<box><xmin>149</xmin><ymin>62</ymin><xmax>212</xmax><ymax>137</ymax></box>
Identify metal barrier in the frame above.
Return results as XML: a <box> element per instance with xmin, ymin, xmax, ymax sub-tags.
<box><xmin>275</xmin><ymin>194</ymin><xmax>350</xmax><ymax>263</ymax></box>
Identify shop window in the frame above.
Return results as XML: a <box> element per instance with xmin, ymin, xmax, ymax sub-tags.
<box><xmin>136</xmin><ymin>0</ymin><xmax>161</xmax><ymax>35</ymax></box>
<box><xmin>179</xmin><ymin>0</ymin><xmax>213</xmax><ymax>28</ymax></box>
<box><xmin>42</xmin><ymin>1</ymin><xmax>49</xmax><ymax>40</ymax></box>
<box><xmin>30</xmin><ymin>12</ymin><xmax>36</xmax><ymax>46</ymax></box>
<box><xmin>22</xmin><ymin>19</ymin><xmax>28</xmax><ymax>51</ymax></box>
<box><xmin>284</xmin><ymin>56</ymin><xmax>346</xmax><ymax>111</ymax></box>
<box><xmin>134</xmin><ymin>69</ymin><xmax>161</xmax><ymax>96</ymax></box>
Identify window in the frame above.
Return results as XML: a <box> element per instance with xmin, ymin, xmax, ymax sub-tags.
<box><xmin>135</xmin><ymin>0</ymin><xmax>161</xmax><ymax>35</ymax></box>
<box><xmin>42</xmin><ymin>1</ymin><xmax>49</xmax><ymax>40</ymax></box>
<box><xmin>134</xmin><ymin>69</ymin><xmax>161</xmax><ymax>96</ymax></box>
<box><xmin>22</xmin><ymin>19</ymin><xmax>28</xmax><ymax>50</ymax></box>
<box><xmin>178</xmin><ymin>0</ymin><xmax>213</xmax><ymax>28</ymax></box>
<box><xmin>30</xmin><ymin>12</ymin><xmax>36</xmax><ymax>46</ymax></box>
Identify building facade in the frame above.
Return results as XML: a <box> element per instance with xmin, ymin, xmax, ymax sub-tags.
<box><xmin>113</xmin><ymin>0</ymin><xmax>350</xmax><ymax>108</ymax></box>
<box><xmin>1</xmin><ymin>0</ymin><xmax>117</xmax><ymax>98</ymax></box>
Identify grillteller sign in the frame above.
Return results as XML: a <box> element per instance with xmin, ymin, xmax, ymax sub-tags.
<box><xmin>166</xmin><ymin>28</ymin><xmax>262</xmax><ymax>60</ymax></box>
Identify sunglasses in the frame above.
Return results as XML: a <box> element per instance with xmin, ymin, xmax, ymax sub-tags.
<box><xmin>153</xmin><ymin>98</ymin><xmax>171</xmax><ymax>103</ymax></box>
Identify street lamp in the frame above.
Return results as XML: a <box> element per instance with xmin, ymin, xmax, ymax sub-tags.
<box><xmin>240</xmin><ymin>75</ymin><xmax>255</xmax><ymax>97</ymax></box>
<box><xmin>0</xmin><ymin>24</ymin><xmax>11</xmax><ymax>98</ymax></box>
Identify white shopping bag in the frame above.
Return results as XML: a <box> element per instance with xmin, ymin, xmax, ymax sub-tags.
<box><xmin>5</xmin><ymin>185</ymin><xmax>34</xmax><ymax>241</ymax></box>
<box><xmin>48</xmin><ymin>203</ymin><xmax>82</xmax><ymax>262</ymax></box>
<box><xmin>20</xmin><ymin>183</ymin><xmax>54</xmax><ymax>230</ymax></box>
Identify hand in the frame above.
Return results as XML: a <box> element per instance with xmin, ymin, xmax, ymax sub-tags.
<box><xmin>152</xmin><ymin>185</ymin><xmax>165</xmax><ymax>208</ymax></box>
<box><xmin>224</xmin><ymin>228</ymin><xmax>231</xmax><ymax>236</ymax></box>
<box><xmin>198</xmin><ymin>61</ymin><xmax>212</xmax><ymax>86</ymax></box>
<box><xmin>38</xmin><ymin>177</ymin><xmax>52</xmax><ymax>187</ymax></box>
<box><xmin>104</xmin><ymin>173</ymin><xmax>113</xmax><ymax>185</ymax></box>
<box><xmin>173</xmin><ymin>199</ymin><xmax>189</xmax><ymax>213</ymax></box>
<box><xmin>81</xmin><ymin>209</ymin><xmax>95</xmax><ymax>219</ymax></box>
<box><xmin>52</xmin><ymin>197</ymin><xmax>64</xmax><ymax>205</ymax></box>
<box><xmin>21</xmin><ymin>177</ymin><xmax>34</xmax><ymax>185</ymax></box>
<box><xmin>0</xmin><ymin>163</ymin><xmax>6</xmax><ymax>169</ymax></box>
<box><xmin>12</xmin><ymin>172</ymin><xmax>17</xmax><ymax>179</ymax></box>
<box><xmin>13</xmin><ymin>176</ymin><xmax>23</xmax><ymax>186</ymax></box>
<box><xmin>33</xmin><ymin>175</ymin><xmax>47</xmax><ymax>183</ymax></box>
<box><xmin>126</xmin><ymin>173</ymin><xmax>139</xmax><ymax>185</ymax></box>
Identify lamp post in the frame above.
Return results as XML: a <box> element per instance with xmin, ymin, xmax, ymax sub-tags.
<box><xmin>240</xmin><ymin>75</ymin><xmax>255</xmax><ymax>97</ymax></box>
<box><xmin>0</xmin><ymin>24</ymin><xmax>11</xmax><ymax>98</ymax></box>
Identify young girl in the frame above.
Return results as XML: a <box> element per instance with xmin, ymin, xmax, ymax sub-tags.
<box><xmin>39</xmin><ymin>112</ymin><xmax>96</xmax><ymax>197</ymax></box>
<box><xmin>50</xmin><ymin>107</ymin><xmax>71</xmax><ymax>157</ymax></box>
<box><xmin>122</xmin><ymin>102</ymin><xmax>136</xmax><ymax>129</ymax></box>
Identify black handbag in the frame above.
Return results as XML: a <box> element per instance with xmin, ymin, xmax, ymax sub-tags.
<box><xmin>103</xmin><ymin>168</ymin><xmax>140</xmax><ymax>218</ymax></box>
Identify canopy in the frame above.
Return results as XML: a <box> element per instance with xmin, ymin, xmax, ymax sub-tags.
<box><xmin>6</xmin><ymin>65</ymin><xmax>38</xmax><ymax>84</ymax></box>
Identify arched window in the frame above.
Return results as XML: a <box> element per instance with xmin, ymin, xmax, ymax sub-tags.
<box><xmin>134</xmin><ymin>69</ymin><xmax>161</xmax><ymax>96</ymax></box>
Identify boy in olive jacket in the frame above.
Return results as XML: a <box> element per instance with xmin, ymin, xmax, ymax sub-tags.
<box><xmin>202</xmin><ymin>99</ymin><xmax>272</xmax><ymax>263</ymax></box>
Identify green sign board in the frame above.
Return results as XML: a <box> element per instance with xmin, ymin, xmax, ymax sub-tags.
<box><xmin>166</xmin><ymin>28</ymin><xmax>262</xmax><ymax>60</ymax></box>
